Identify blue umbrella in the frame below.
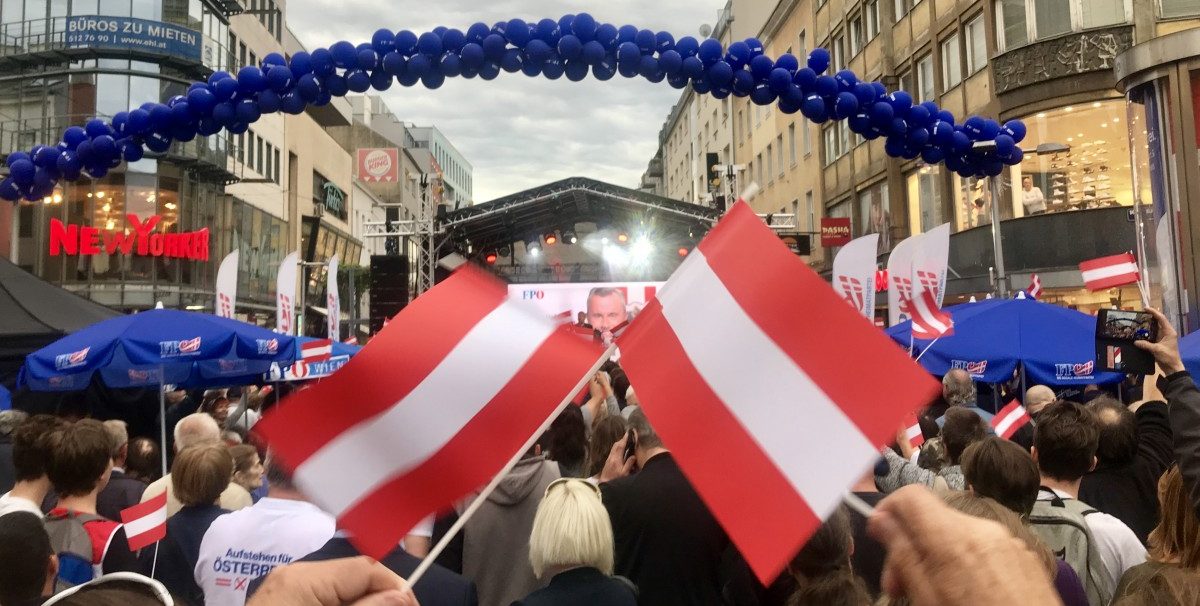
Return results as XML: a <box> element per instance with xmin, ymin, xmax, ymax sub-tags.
<box><xmin>20</xmin><ymin>309</ymin><xmax>298</xmax><ymax>391</ymax></box>
<box><xmin>887</xmin><ymin>297</ymin><xmax>1124</xmax><ymax>387</ymax></box>
<box><xmin>1178</xmin><ymin>330</ymin><xmax>1200</xmax><ymax>378</ymax></box>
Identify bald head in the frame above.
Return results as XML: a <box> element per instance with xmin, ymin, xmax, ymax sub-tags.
<box><xmin>942</xmin><ymin>369</ymin><xmax>975</xmax><ymax>407</ymax></box>
<box><xmin>173</xmin><ymin>413</ymin><xmax>220</xmax><ymax>453</ymax></box>
<box><xmin>1025</xmin><ymin>385</ymin><xmax>1056</xmax><ymax>415</ymax></box>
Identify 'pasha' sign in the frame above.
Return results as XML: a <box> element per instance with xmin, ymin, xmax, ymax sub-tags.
<box><xmin>49</xmin><ymin>214</ymin><xmax>210</xmax><ymax>261</ymax></box>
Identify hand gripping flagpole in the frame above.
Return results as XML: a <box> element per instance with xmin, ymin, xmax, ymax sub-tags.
<box><xmin>404</xmin><ymin>343</ymin><xmax>618</xmax><ymax>588</ymax></box>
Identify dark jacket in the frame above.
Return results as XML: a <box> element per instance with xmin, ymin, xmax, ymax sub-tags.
<box><xmin>0</xmin><ymin>435</ymin><xmax>14</xmax><ymax>494</ymax></box>
<box><xmin>1079</xmin><ymin>400</ymin><xmax>1174</xmax><ymax>544</ymax></box>
<box><xmin>513</xmin><ymin>567</ymin><xmax>636</xmax><ymax>606</ymax></box>
<box><xmin>153</xmin><ymin>504</ymin><xmax>228</xmax><ymax>605</ymax></box>
<box><xmin>1163</xmin><ymin>371</ymin><xmax>1200</xmax><ymax>519</ymax></box>
<box><xmin>97</xmin><ymin>469</ymin><xmax>147</xmax><ymax>522</ymax></box>
<box><xmin>246</xmin><ymin>537</ymin><xmax>478</xmax><ymax>606</ymax></box>
<box><xmin>601</xmin><ymin>453</ymin><xmax>731</xmax><ymax>606</ymax></box>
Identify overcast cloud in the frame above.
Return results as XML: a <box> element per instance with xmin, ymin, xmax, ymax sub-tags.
<box><xmin>284</xmin><ymin>1</ymin><xmax>726</xmax><ymax>202</ymax></box>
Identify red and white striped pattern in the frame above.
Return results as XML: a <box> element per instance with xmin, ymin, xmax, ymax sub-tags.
<box><xmin>301</xmin><ymin>339</ymin><xmax>333</xmax><ymax>362</ymax></box>
<box><xmin>909</xmin><ymin>282</ymin><xmax>954</xmax><ymax>340</ymax></box>
<box><xmin>618</xmin><ymin>202</ymin><xmax>939</xmax><ymax>582</ymax></box>
<box><xmin>1079</xmin><ymin>253</ymin><xmax>1140</xmax><ymax>291</ymax></box>
<box><xmin>121</xmin><ymin>490</ymin><xmax>167</xmax><ymax>551</ymax></box>
<box><xmin>905</xmin><ymin>415</ymin><xmax>925</xmax><ymax>450</ymax></box>
<box><xmin>1028</xmin><ymin>274</ymin><xmax>1042</xmax><ymax>299</ymax></box>
<box><xmin>257</xmin><ymin>266</ymin><xmax>604</xmax><ymax>558</ymax></box>
<box><xmin>992</xmin><ymin>400</ymin><xmax>1033</xmax><ymax>440</ymax></box>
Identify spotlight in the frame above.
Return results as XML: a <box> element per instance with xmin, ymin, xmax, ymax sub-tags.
<box><xmin>616</xmin><ymin>231</ymin><xmax>629</xmax><ymax>244</ymax></box>
<box><xmin>543</xmin><ymin>231</ymin><xmax>558</xmax><ymax>245</ymax></box>
<box><xmin>499</xmin><ymin>245</ymin><xmax>512</xmax><ymax>258</ymax></box>
<box><xmin>562</xmin><ymin>228</ymin><xmax>577</xmax><ymax>244</ymax></box>
<box><xmin>678</xmin><ymin>246</ymin><xmax>689</xmax><ymax>257</ymax></box>
<box><xmin>630</xmin><ymin>236</ymin><xmax>653</xmax><ymax>263</ymax></box>
<box><xmin>525</xmin><ymin>236</ymin><xmax>542</xmax><ymax>256</ymax></box>
<box><xmin>484</xmin><ymin>251</ymin><xmax>498</xmax><ymax>265</ymax></box>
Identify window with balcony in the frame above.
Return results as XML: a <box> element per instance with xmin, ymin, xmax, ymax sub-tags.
<box><xmin>965</xmin><ymin>15</ymin><xmax>987</xmax><ymax>75</ymax></box>
<box><xmin>995</xmin><ymin>0</ymin><xmax>1130</xmax><ymax>52</ymax></box>
<box><xmin>941</xmin><ymin>33</ymin><xmax>962</xmax><ymax>89</ymax></box>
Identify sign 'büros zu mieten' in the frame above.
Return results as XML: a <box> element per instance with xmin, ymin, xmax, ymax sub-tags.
<box><xmin>49</xmin><ymin>214</ymin><xmax>210</xmax><ymax>261</ymax></box>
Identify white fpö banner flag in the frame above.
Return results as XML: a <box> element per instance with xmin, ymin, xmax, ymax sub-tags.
<box><xmin>215</xmin><ymin>249</ymin><xmax>239</xmax><ymax>319</ymax></box>
<box><xmin>831</xmin><ymin>234</ymin><xmax>879</xmax><ymax>319</ymax></box>
<box><xmin>911</xmin><ymin>223</ymin><xmax>951</xmax><ymax>308</ymax></box>
<box><xmin>887</xmin><ymin>234</ymin><xmax>922</xmax><ymax>326</ymax></box>
<box><xmin>276</xmin><ymin>251</ymin><xmax>300</xmax><ymax>335</ymax></box>
<box><xmin>326</xmin><ymin>254</ymin><xmax>340</xmax><ymax>341</ymax></box>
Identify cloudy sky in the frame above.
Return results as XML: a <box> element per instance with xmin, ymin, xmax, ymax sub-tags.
<box><xmin>284</xmin><ymin>1</ymin><xmax>726</xmax><ymax>203</ymax></box>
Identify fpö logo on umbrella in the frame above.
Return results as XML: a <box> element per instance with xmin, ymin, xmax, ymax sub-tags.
<box><xmin>1055</xmin><ymin>361</ymin><xmax>1095</xmax><ymax>380</ymax></box>
<box><xmin>54</xmin><ymin>346</ymin><xmax>91</xmax><ymax>370</ymax></box>
<box><xmin>159</xmin><ymin>336</ymin><xmax>202</xmax><ymax>358</ymax></box>
<box><xmin>950</xmin><ymin>359</ymin><xmax>988</xmax><ymax>377</ymax></box>
<box><xmin>256</xmin><ymin>338</ymin><xmax>279</xmax><ymax>355</ymax></box>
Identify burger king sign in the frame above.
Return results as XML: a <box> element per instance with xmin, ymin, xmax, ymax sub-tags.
<box><xmin>357</xmin><ymin>148</ymin><xmax>399</xmax><ymax>182</ymax></box>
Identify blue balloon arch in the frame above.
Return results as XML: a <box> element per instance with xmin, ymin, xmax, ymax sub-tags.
<box><xmin>0</xmin><ymin>14</ymin><xmax>1026</xmax><ymax>203</ymax></box>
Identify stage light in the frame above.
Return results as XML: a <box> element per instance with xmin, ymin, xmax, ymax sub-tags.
<box><xmin>525</xmin><ymin>236</ymin><xmax>542</xmax><ymax>256</ymax></box>
<box><xmin>616</xmin><ymin>231</ymin><xmax>629</xmax><ymax>244</ymax></box>
<box><xmin>678</xmin><ymin>246</ymin><xmax>689</xmax><ymax>257</ymax></box>
<box><xmin>485</xmin><ymin>251</ymin><xmax>498</xmax><ymax>265</ymax></box>
<box><xmin>630</xmin><ymin>236</ymin><xmax>653</xmax><ymax>262</ymax></box>
<box><xmin>499</xmin><ymin>245</ymin><xmax>512</xmax><ymax>258</ymax></box>
<box><xmin>543</xmin><ymin>231</ymin><xmax>558</xmax><ymax>245</ymax></box>
<box><xmin>562</xmin><ymin>228</ymin><xmax>577</xmax><ymax>244</ymax></box>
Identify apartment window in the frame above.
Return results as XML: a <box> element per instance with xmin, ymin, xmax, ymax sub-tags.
<box><xmin>274</xmin><ymin>149</ymin><xmax>281</xmax><ymax>184</ymax></box>
<box><xmin>234</xmin><ymin>133</ymin><xmax>244</xmax><ymax>163</ymax></box>
<box><xmin>895</xmin><ymin>0</ymin><xmax>918</xmax><ymax>20</ymax></box>
<box><xmin>246</xmin><ymin>132</ymin><xmax>255</xmax><ymax>169</ymax></box>
<box><xmin>866</xmin><ymin>0</ymin><xmax>881</xmax><ymax>39</ymax></box>
<box><xmin>838</xmin><ymin>121</ymin><xmax>850</xmax><ymax>155</ymax></box>
<box><xmin>941</xmin><ymin>33</ymin><xmax>962</xmax><ymax>89</ymax></box>
<box><xmin>1161</xmin><ymin>0</ymin><xmax>1200</xmax><ymax>18</ymax></box>
<box><xmin>805</xmin><ymin>191</ymin><xmax>815</xmax><ymax>230</ymax></box>
<box><xmin>756</xmin><ymin>154</ymin><xmax>764</xmax><ymax>186</ymax></box>
<box><xmin>263</xmin><ymin>143</ymin><xmax>272</xmax><ymax>180</ymax></box>
<box><xmin>832</xmin><ymin>34</ymin><xmax>846</xmax><ymax>69</ymax></box>
<box><xmin>788</xmin><ymin>124</ymin><xmax>797</xmax><ymax>165</ymax></box>
<box><xmin>849</xmin><ymin>15</ymin><xmax>863</xmax><ymax>56</ymax></box>
<box><xmin>965</xmin><ymin>15</ymin><xmax>987</xmax><ymax>75</ymax></box>
<box><xmin>766</xmin><ymin>144</ymin><xmax>774</xmax><ymax>182</ymax></box>
<box><xmin>238</xmin><ymin>42</ymin><xmax>247</xmax><ymax>68</ymax></box>
<box><xmin>995</xmin><ymin>0</ymin><xmax>1129</xmax><ymax>51</ymax></box>
<box><xmin>249</xmin><ymin>51</ymin><xmax>257</xmax><ymax>68</ymax></box>
<box><xmin>823</xmin><ymin>126</ymin><xmax>839</xmax><ymax>165</ymax></box>
<box><xmin>899</xmin><ymin>68</ymin><xmax>915</xmax><ymax>97</ymax></box>
<box><xmin>737</xmin><ymin>110</ymin><xmax>744</xmax><ymax>143</ymax></box>
<box><xmin>803</xmin><ymin>122</ymin><xmax>812</xmax><ymax>155</ymax></box>
<box><xmin>917</xmin><ymin>54</ymin><xmax>935</xmax><ymax>100</ymax></box>
<box><xmin>776</xmin><ymin>135</ymin><xmax>785</xmax><ymax>175</ymax></box>
<box><xmin>256</xmin><ymin>137</ymin><xmax>264</xmax><ymax>174</ymax></box>
<box><xmin>799</xmin><ymin>30</ymin><xmax>807</xmax><ymax>57</ymax></box>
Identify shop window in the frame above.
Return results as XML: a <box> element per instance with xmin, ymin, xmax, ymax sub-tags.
<box><xmin>1160</xmin><ymin>0</ymin><xmax>1200</xmax><ymax>17</ymax></box>
<box><xmin>941</xmin><ymin>33</ymin><xmax>962</xmax><ymax>89</ymax></box>
<box><xmin>965</xmin><ymin>15</ymin><xmax>987</xmax><ymax>75</ymax></box>
<box><xmin>995</xmin><ymin>0</ymin><xmax>1130</xmax><ymax>52</ymax></box>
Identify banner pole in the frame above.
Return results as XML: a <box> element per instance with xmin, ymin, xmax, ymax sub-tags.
<box><xmin>914</xmin><ymin>337</ymin><xmax>942</xmax><ymax>363</ymax></box>
<box><xmin>404</xmin><ymin>343</ymin><xmax>617</xmax><ymax>588</ymax></box>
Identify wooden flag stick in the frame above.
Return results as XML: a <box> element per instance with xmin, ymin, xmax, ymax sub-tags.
<box><xmin>405</xmin><ymin>343</ymin><xmax>618</xmax><ymax>588</ymax></box>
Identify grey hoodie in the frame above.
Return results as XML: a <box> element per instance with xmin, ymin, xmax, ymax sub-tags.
<box><xmin>462</xmin><ymin>454</ymin><xmax>561</xmax><ymax>606</ymax></box>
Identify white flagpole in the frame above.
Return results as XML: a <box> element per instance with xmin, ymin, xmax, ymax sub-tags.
<box><xmin>914</xmin><ymin>336</ymin><xmax>943</xmax><ymax>363</ymax></box>
<box><xmin>404</xmin><ymin>343</ymin><xmax>618</xmax><ymax>588</ymax></box>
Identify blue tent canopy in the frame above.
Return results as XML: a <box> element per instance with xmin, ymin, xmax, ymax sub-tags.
<box><xmin>886</xmin><ymin>297</ymin><xmax>1124</xmax><ymax>386</ymax></box>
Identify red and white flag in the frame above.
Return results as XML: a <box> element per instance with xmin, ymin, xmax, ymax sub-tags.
<box><xmin>257</xmin><ymin>266</ymin><xmax>604</xmax><ymax>558</ymax></box>
<box><xmin>992</xmin><ymin>400</ymin><xmax>1033</xmax><ymax>440</ymax></box>
<box><xmin>905</xmin><ymin>415</ymin><xmax>925</xmax><ymax>450</ymax></box>
<box><xmin>301</xmin><ymin>339</ymin><xmax>333</xmax><ymax>362</ymax></box>
<box><xmin>121</xmin><ymin>491</ymin><xmax>167</xmax><ymax>551</ymax></box>
<box><xmin>1079</xmin><ymin>253</ymin><xmax>1140</xmax><ymax>291</ymax></box>
<box><xmin>617</xmin><ymin>201</ymin><xmax>939</xmax><ymax>582</ymax></box>
<box><xmin>909</xmin><ymin>281</ymin><xmax>954</xmax><ymax>340</ymax></box>
<box><xmin>1027</xmin><ymin>274</ymin><xmax>1042</xmax><ymax>299</ymax></box>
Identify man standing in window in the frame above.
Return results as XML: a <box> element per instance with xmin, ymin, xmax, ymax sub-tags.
<box><xmin>1022</xmin><ymin>176</ymin><xmax>1047</xmax><ymax>216</ymax></box>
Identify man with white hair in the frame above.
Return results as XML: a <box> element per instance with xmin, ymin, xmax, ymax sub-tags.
<box><xmin>1025</xmin><ymin>385</ymin><xmax>1057</xmax><ymax>416</ymax></box>
<box><xmin>140</xmin><ymin>413</ymin><xmax>252</xmax><ymax>517</ymax></box>
<box><xmin>96</xmin><ymin>420</ymin><xmax>147</xmax><ymax>521</ymax></box>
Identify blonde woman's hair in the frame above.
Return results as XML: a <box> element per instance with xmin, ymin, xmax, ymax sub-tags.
<box><xmin>1148</xmin><ymin>466</ymin><xmax>1200</xmax><ymax>569</ymax></box>
<box><xmin>528</xmin><ymin>480</ymin><xmax>614</xmax><ymax>579</ymax></box>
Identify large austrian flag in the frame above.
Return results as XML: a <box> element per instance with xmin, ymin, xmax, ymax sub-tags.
<box><xmin>1079</xmin><ymin>253</ymin><xmax>1140</xmax><ymax>291</ymax></box>
<box><xmin>257</xmin><ymin>266</ymin><xmax>604</xmax><ymax>558</ymax></box>
<box><xmin>618</xmin><ymin>202</ymin><xmax>939</xmax><ymax>583</ymax></box>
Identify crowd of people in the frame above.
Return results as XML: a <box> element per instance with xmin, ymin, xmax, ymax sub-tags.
<box><xmin>2</xmin><ymin>307</ymin><xmax>1200</xmax><ymax>605</ymax></box>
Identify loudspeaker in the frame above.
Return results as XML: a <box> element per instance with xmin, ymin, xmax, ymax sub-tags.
<box><xmin>370</xmin><ymin>255</ymin><xmax>409</xmax><ymax>334</ymax></box>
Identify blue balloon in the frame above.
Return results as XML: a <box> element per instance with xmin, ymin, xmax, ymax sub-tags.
<box><xmin>213</xmin><ymin>77</ymin><xmax>238</xmax><ymax>101</ymax></box>
<box><xmin>1004</xmin><ymin>120</ymin><xmax>1027</xmax><ymax>143</ymax></box>
<box><xmin>207</xmin><ymin>70</ymin><xmax>231</xmax><ymax>85</ymax></box>
<box><xmin>171</xmin><ymin>125</ymin><xmax>197</xmax><ymax>143</ymax></box>
<box><xmin>460</xmin><ymin>43</ymin><xmax>485</xmax><ymax>68</ymax></box>
<box><xmin>169</xmin><ymin>102</ymin><xmax>193</xmax><ymax>127</ymax></box>
<box><xmin>9</xmin><ymin>158</ymin><xmax>34</xmax><ymax>185</ymax></box>
<box><xmin>979</xmin><ymin>119</ymin><xmax>1001</xmax><ymax>141</ymax></box>
<box><xmin>921</xmin><ymin>147</ymin><xmax>946</xmax><ymax>164</ymax></box>
<box><xmin>801</xmin><ymin>94</ymin><xmax>829</xmax><ymax>122</ymax></box>
<box><xmin>558</xmin><ymin>35</ymin><xmax>583</xmax><ymax>60</ymax></box>
<box><xmin>634</xmin><ymin>29</ymin><xmax>656</xmax><ymax>53</ymax></box>
<box><xmin>234</xmin><ymin>99</ymin><xmax>261</xmax><ymax>123</ymax></box>
<box><xmin>267</xmin><ymin>65</ymin><xmax>293</xmax><ymax>92</ymax></box>
<box><xmin>74</xmin><ymin>140</ymin><xmax>94</xmax><ymax>164</ymax></box>
<box><xmin>962</xmin><ymin>115</ymin><xmax>985</xmax><ymax>138</ymax></box>
<box><xmin>667</xmin><ymin>73</ymin><xmax>690</xmax><ymax>89</ymax></box>
<box><xmin>853</xmin><ymin>82</ymin><xmax>877</xmax><ymax>105</ymax></box>
<box><xmin>394</xmin><ymin>30</ymin><xmax>419</xmax><ymax>53</ymax></box>
<box><xmin>744</xmin><ymin>38</ymin><xmax>765</xmax><ymax>56</ymax></box>
<box><xmin>675</xmin><ymin>36</ymin><xmax>699</xmax><ymax>58</ymax></box>
<box><xmin>656</xmin><ymin>31</ymin><xmax>675</xmax><ymax>52</ymax></box>
<box><xmin>931</xmin><ymin>121</ymin><xmax>955</xmax><ymax>146</ymax></box>
<box><xmin>280</xmin><ymin>92</ymin><xmax>305</xmax><ymax>114</ymax></box>
<box><xmin>726</xmin><ymin>41</ymin><xmax>751</xmax><ymax>68</ymax></box>
<box><xmin>659</xmin><ymin>50</ymin><xmax>683</xmax><ymax>74</ymax></box>
<box><xmin>775</xmin><ymin>54</ymin><xmax>800</xmax><ymax>73</ymax></box>
<box><xmin>439</xmin><ymin>53</ymin><xmax>462</xmax><ymax>77</ymax></box>
<box><xmin>56</xmin><ymin>149</ymin><xmax>80</xmax><ymax>174</ymax></box>
<box><xmin>1005</xmin><ymin>148</ymin><xmax>1025</xmax><ymax>165</ymax></box>
<box><xmin>711</xmin><ymin>84</ymin><xmax>731</xmax><ymax>99</ymax></box>
<box><xmin>565</xmin><ymin>59</ymin><xmax>588</xmax><ymax>81</ymax></box>
<box><xmin>542</xmin><ymin>58</ymin><xmax>564</xmax><ymax>80</ymax></box>
<box><xmin>442</xmin><ymin>28</ymin><xmax>466</xmax><ymax>52</ymax></box>
<box><xmin>592</xmin><ymin>59</ymin><xmax>616</xmax><ymax>80</ymax></box>
<box><xmin>907</xmin><ymin>104</ymin><xmax>930</xmax><ymax>126</ymax></box>
<box><xmin>768</xmin><ymin>68</ymin><xmax>792</xmax><ymax>94</ymax></box>
<box><xmin>952</xmin><ymin>130</ymin><xmax>973</xmax><ymax>152</ymax></box>
<box><xmin>814</xmin><ymin>75</ymin><xmax>838</xmax><ymax>98</ymax></box>
<box><xmin>680</xmin><ymin>56</ymin><xmax>704</xmax><ymax>80</ymax></box>
<box><xmin>750</xmin><ymin>83</ymin><xmax>776</xmax><ymax>106</ymax></box>
<box><xmin>422</xmin><ymin>71</ymin><xmax>446</xmax><ymax>89</ymax></box>
<box><xmin>692</xmin><ymin>79</ymin><xmax>711</xmax><ymax>94</ymax></box>
<box><xmin>835</xmin><ymin>92</ymin><xmax>859</xmax><ymax>118</ymax></box>
<box><xmin>310</xmin><ymin>49</ymin><xmax>334</xmax><ymax>76</ymax></box>
<box><xmin>506</xmin><ymin>19</ymin><xmax>531</xmax><ymax>46</ymax></box>
<box><xmin>707</xmin><ymin>61</ymin><xmax>734</xmax><ymax>86</ymax></box>
<box><xmin>793</xmin><ymin>67</ymin><xmax>817</xmax><ymax>92</ymax></box>
<box><xmin>355</xmin><ymin>48</ymin><xmax>377</xmax><ymax>71</ymax></box>
<box><xmin>592</xmin><ymin>23</ymin><xmax>616</xmax><ymax>48</ymax></box>
<box><xmin>127</xmin><ymin>109</ymin><xmax>151</xmax><ymax>135</ymax></box>
<box><xmin>638</xmin><ymin>55</ymin><xmax>659</xmax><ymax>78</ymax></box>
<box><xmin>937</xmin><ymin>110</ymin><xmax>956</xmax><ymax>125</ymax></box>
<box><xmin>345</xmin><ymin>70</ymin><xmax>371</xmax><ymax>92</ymax></box>
<box><xmin>732</xmin><ymin>69</ymin><xmax>756</xmax><ymax>96</ymax></box>
<box><xmin>148</xmin><ymin>104</ymin><xmax>172</xmax><ymax>133</ymax></box>
<box><xmin>995</xmin><ymin>134</ymin><xmax>1015</xmax><ymax>156</ymax></box>
<box><xmin>479</xmin><ymin>61</ymin><xmax>501</xmax><ymax>80</ymax></box>
<box><xmin>369</xmin><ymin>70</ymin><xmax>392</xmax><ymax>90</ymax></box>
<box><xmin>614</xmin><ymin>24</ymin><xmax>635</xmax><ymax>44</ymax></box>
<box><xmin>418</xmin><ymin>32</ymin><xmax>443</xmax><ymax>56</ymax></box>
<box><xmin>0</xmin><ymin>177</ymin><xmax>20</xmax><ymax>201</ymax></box>
<box><xmin>258</xmin><ymin>89</ymin><xmax>281</xmax><ymax>113</ymax></box>
<box><xmin>85</xmin><ymin>119</ymin><xmax>109</xmax><ymax>138</ymax></box>
<box><xmin>500</xmin><ymin>49</ymin><xmax>523</xmax><ymax>72</ymax></box>
<box><xmin>616</xmin><ymin>41</ymin><xmax>641</xmax><ymax>67</ymax></box>
<box><xmin>408</xmin><ymin>53</ymin><xmax>432</xmax><ymax>77</ymax></box>
<box><xmin>463</xmin><ymin>24</ymin><xmax>488</xmax><ymax>45</ymax></box>
<box><xmin>698</xmin><ymin>38</ymin><xmax>723</xmax><ymax>66</ymax></box>
<box><xmin>870</xmin><ymin>102</ymin><xmax>895</xmax><ymax>128</ymax></box>
<box><xmin>325</xmin><ymin>74</ymin><xmax>349</xmax><ymax>96</ymax></box>
<box><xmin>62</xmin><ymin>127</ymin><xmax>88</xmax><ymax>149</ymax></box>
<box><xmin>571</xmin><ymin>13</ymin><xmax>597</xmax><ymax>41</ymax></box>
<box><xmin>482</xmin><ymin>34</ymin><xmax>507</xmax><ymax>61</ymax></box>
<box><xmin>536</xmin><ymin>18</ymin><xmax>559</xmax><ymax>42</ymax></box>
<box><xmin>297</xmin><ymin>74</ymin><xmax>321</xmax><ymax>101</ymax></box>
<box><xmin>370</xmin><ymin>28</ymin><xmax>395</xmax><ymax>54</ymax></box>
<box><xmin>848</xmin><ymin>113</ymin><xmax>872</xmax><ymax>134</ymax></box>
<box><xmin>807</xmin><ymin>48</ymin><xmax>830</xmax><ymax>73</ymax></box>
<box><xmin>144</xmin><ymin>134</ymin><xmax>171</xmax><ymax>153</ymax></box>
<box><xmin>834</xmin><ymin>69</ymin><xmax>857</xmax><ymax>90</ymax></box>
<box><xmin>888</xmin><ymin>91</ymin><xmax>913</xmax><ymax>112</ymax></box>
<box><xmin>33</xmin><ymin>145</ymin><xmax>59</xmax><ymax>168</ymax></box>
<box><xmin>747</xmin><ymin>55</ymin><xmax>772</xmax><ymax>80</ymax></box>
<box><xmin>526</xmin><ymin>39</ymin><xmax>553</xmax><ymax>63</ymax></box>
<box><xmin>237</xmin><ymin>66</ymin><xmax>267</xmax><ymax>94</ymax></box>
<box><xmin>582</xmin><ymin>40</ymin><xmax>606</xmax><ymax>65</ymax></box>
<box><xmin>186</xmin><ymin>87</ymin><xmax>216</xmax><ymax>114</ymax></box>
<box><xmin>558</xmin><ymin>15</ymin><xmax>576</xmax><ymax>36</ymax></box>
<box><xmin>907</xmin><ymin>126</ymin><xmax>930</xmax><ymax>148</ymax></box>
<box><xmin>331</xmin><ymin>41</ymin><xmax>357</xmax><ymax>67</ymax></box>
<box><xmin>382</xmin><ymin>51</ymin><xmax>408</xmax><ymax>76</ymax></box>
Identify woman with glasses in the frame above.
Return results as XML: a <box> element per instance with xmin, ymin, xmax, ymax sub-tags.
<box><xmin>514</xmin><ymin>478</ymin><xmax>637</xmax><ymax>605</ymax></box>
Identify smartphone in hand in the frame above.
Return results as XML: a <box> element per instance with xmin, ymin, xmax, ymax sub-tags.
<box><xmin>1096</xmin><ymin>309</ymin><xmax>1158</xmax><ymax>375</ymax></box>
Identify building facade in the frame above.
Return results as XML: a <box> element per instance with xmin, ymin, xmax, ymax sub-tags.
<box><xmin>648</xmin><ymin>0</ymin><xmax>1200</xmax><ymax>324</ymax></box>
<box><xmin>406</xmin><ymin>125</ymin><xmax>472</xmax><ymax>209</ymax></box>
